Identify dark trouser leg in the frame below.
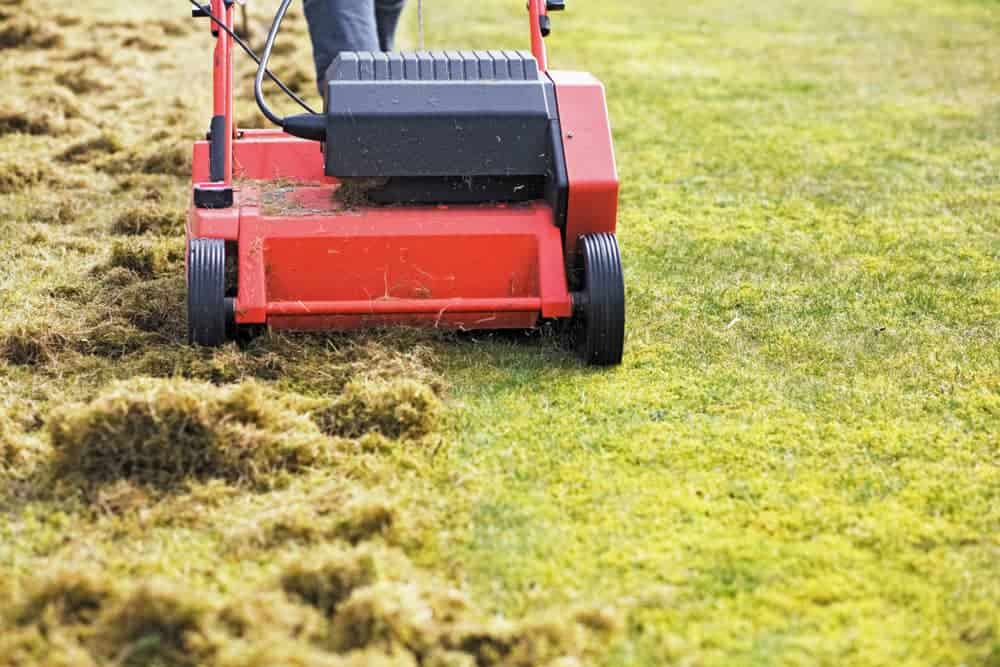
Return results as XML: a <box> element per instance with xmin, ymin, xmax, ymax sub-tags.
<box><xmin>303</xmin><ymin>0</ymin><xmax>379</xmax><ymax>95</ymax></box>
<box><xmin>303</xmin><ymin>0</ymin><xmax>407</xmax><ymax>96</ymax></box>
<box><xmin>375</xmin><ymin>0</ymin><xmax>406</xmax><ymax>51</ymax></box>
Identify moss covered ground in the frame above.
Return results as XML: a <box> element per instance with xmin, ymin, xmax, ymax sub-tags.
<box><xmin>0</xmin><ymin>0</ymin><xmax>997</xmax><ymax>665</ymax></box>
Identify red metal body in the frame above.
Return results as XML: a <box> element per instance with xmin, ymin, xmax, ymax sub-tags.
<box><xmin>188</xmin><ymin>2</ymin><xmax>617</xmax><ymax>333</ymax></box>
<box><xmin>547</xmin><ymin>71</ymin><xmax>619</xmax><ymax>263</ymax></box>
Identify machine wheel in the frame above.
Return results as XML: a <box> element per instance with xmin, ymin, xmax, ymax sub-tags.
<box><xmin>571</xmin><ymin>233</ymin><xmax>625</xmax><ymax>366</ymax></box>
<box><xmin>187</xmin><ymin>238</ymin><xmax>233</xmax><ymax>347</ymax></box>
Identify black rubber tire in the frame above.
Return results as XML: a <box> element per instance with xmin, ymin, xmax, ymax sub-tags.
<box><xmin>187</xmin><ymin>238</ymin><xmax>231</xmax><ymax>347</ymax></box>
<box><xmin>573</xmin><ymin>233</ymin><xmax>625</xmax><ymax>366</ymax></box>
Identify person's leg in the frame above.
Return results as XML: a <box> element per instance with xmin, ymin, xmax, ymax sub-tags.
<box><xmin>374</xmin><ymin>0</ymin><xmax>406</xmax><ymax>51</ymax></box>
<box><xmin>303</xmin><ymin>0</ymin><xmax>379</xmax><ymax>95</ymax></box>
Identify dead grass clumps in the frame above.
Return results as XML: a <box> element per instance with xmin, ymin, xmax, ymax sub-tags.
<box><xmin>156</xmin><ymin>19</ymin><xmax>193</xmax><ymax>38</ymax></box>
<box><xmin>93</xmin><ymin>18</ymin><xmax>141</xmax><ymax>31</ymax></box>
<box><xmin>231</xmin><ymin>489</ymin><xmax>400</xmax><ymax>550</ymax></box>
<box><xmin>1</xmin><ymin>574</ymin><xmax>211</xmax><ymax>667</ymax></box>
<box><xmin>61</xmin><ymin>46</ymin><xmax>113</xmax><ymax>65</ymax></box>
<box><xmin>0</xmin><ymin>90</ymin><xmax>83</xmax><ymax>137</ymax></box>
<box><xmin>80</xmin><ymin>319</ymin><xmax>152</xmax><ymax>359</ymax></box>
<box><xmin>315</xmin><ymin>379</ymin><xmax>442</xmax><ymax>440</ymax></box>
<box><xmin>66</xmin><ymin>274</ymin><xmax>185</xmax><ymax>352</ymax></box>
<box><xmin>29</xmin><ymin>199</ymin><xmax>76</xmax><ymax>225</ymax></box>
<box><xmin>329</xmin><ymin>581</ymin><xmax>466</xmax><ymax>654</ymax></box>
<box><xmin>135</xmin><ymin>343</ymin><xmax>288</xmax><ymax>386</ymax></box>
<box><xmin>0</xmin><ymin>161</ymin><xmax>53</xmax><ymax>194</ymax></box>
<box><xmin>95</xmin><ymin>580</ymin><xmax>211</xmax><ymax>667</ymax></box>
<box><xmin>113</xmin><ymin>276</ymin><xmax>185</xmax><ymax>335</ymax></box>
<box><xmin>98</xmin><ymin>265</ymin><xmax>140</xmax><ymax>287</ymax></box>
<box><xmin>337</xmin><ymin>491</ymin><xmax>400</xmax><ymax>544</ymax></box>
<box><xmin>0</xmin><ymin>108</ymin><xmax>54</xmax><ymax>136</ymax></box>
<box><xmin>106</xmin><ymin>240</ymin><xmax>161</xmax><ymax>277</ymax></box>
<box><xmin>121</xmin><ymin>35</ymin><xmax>167</xmax><ymax>51</ymax></box>
<box><xmin>94</xmin><ymin>479</ymin><xmax>152</xmax><ymax>515</ymax></box>
<box><xmin>0</xmin><ymin>573</ymin><xmax>107</xmax><ymax>666</ymax></box>
<box><xmin>0</xmin><ymin>324</ymin><xmax>70</xmax><ymax>366</ymax></box>
<box><xmin>210</xmin><ymin>591</ymin><xmax>329</xmax><ymax>657</ymax></box>
<box><xmin>40</xmin><ymin>87</ymin><xmax>83</xmax><ymax>117</ymax></box>
<box><xmin>0</xmin><ymin>256</ymin><xmax>185</xmax><ymax>366</ymax></box>
<box><xmin>0</xmin><ymin>313</ymin><xmax>147</xmax><ymax>368</ymax></box>
<box><xmin>0</xmin><ymin>631</ymin><xmax>97</xmax><ymax>667</ymax></box>
<box><xmin>28</xmin><ymin>87</ymin><xmax>85</xmax><ymax>131</ymax></box>
<box><xmin>99</xmin><ymin>238</ymin><xmax>178</xmax><ymax>278</ymax></box>
<box><xmin>0</xmin><ymin>415</ymin><xmax>19</xmax><ymax>463</ymax></box>
<box><xmin>13</xmin><ymin>569</ymin><xmax>114</xmax><ymax>628</ymax></box>
<box><xmin>52</xmin><ymin>13</ymin><xmax>82</xmax><ymax>28</ymax></box>
<box><xmin>58</xmin><ymin>132</ymin><xmax>122</xmax><ymax>165</ymax></box>
<box><xmin>309</xmin><ymin>565</ymin><xmax>607</xmax><ymax>664</ymax></box>
<box><xmin>227</xmin><ymin>505</ymin><xmax>321</xmax><ymax>548</ymax></box>
<box><xmin>276</xmin><ymin>546</ymin><xmax>607</xmax><ymax>663</ymax></box>
<box><xmin>47</xmin><ymin>379</ymin><xmax>336</xmax><ymax>490</ymax></box>
<box><xmin>114</xmin><ymin>174</ymin><xmax>171</xmax><ymax>201</ymax></box>
<box><xmin>131</xmin><ymin>334</ymin><xmax>443</xmax><ymax>396</ymax></box>
<box><xmin>0</xmin><ymin>412</ymin><xmax>43</xmax><ymax>477</ymax></box>
<box><xmin>100</xmin><ymin>143</ymin><xmax>190</xmax><ymax>177</ymax></box>
<box><xmin>279</xmin><ymin>545</ymin><xmax>395</xmax><ymax>617</ymax></box>
<box><xmin>111</xmin><ymin>205</ymin><xmax>184</xmax><ymax>235</ymax></box>
<box><xmin>54</xmin><ymin>67</ymin><xmax>110</xmax><ymax>96</ymax></box>
<box><xmin>346</xmin><ymin>338</ymin><xmax>446</xmax><ymax>395</ymax></box>
<box><xmin>137</xmin><ymin>144</ymin><xmax>191</xmax><ymax>177</ymax></box>
<box><xmin>570</xmin><ymin>605</ymin><xmax>623</xmax><ymax>635</ymax></box>
<box><xmin>210</xmin><ymin>643</ymin><xmax>349</xmax><ymax>667</ymax></box>
<box><xmin>1</xmin><ymin>553</ymin><xmax>617</xmax><ymax>667</ymax></box>
<box><xmin>0</xmin><ymin>18</ymin><xmax>63</xmax><ymax>50</ymax></box>
<box><xmin>94</xmin><ymin>237</ymin><xmax>184</xmax><ymax>284</ymax></box>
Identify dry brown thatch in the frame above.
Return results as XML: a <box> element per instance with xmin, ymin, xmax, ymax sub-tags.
<box><xmin>47</xmin><ymin>379</ymin><xmax>338</xmax><ymax>490</ymax></box>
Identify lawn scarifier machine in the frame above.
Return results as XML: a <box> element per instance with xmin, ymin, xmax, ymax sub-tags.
<box><xmin>187</xmin><ymin>0</ymin><xmax>625</xmax><ymax>364</ymax></box>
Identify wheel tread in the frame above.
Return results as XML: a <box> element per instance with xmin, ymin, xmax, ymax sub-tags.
<box><xmin>575</xmin><ymin>232</ymin><xmax>625</xmax><ymax>366</ymax></box>
<box><xmin>188</xmin><ymin>238</ymin><xmax>229</xmax><ymax>346</ymax></box>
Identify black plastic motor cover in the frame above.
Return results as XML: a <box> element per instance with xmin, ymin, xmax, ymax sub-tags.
<box><xmin>325</xmin><ymin>51</ymin><xmax>559</xmax><ymax>179</ymax></box>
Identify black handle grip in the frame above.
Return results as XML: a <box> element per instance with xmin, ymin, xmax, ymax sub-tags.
<box><xmin>539</xmin><ymin>14</ymin><xmax>551</xmax><ymax>37</ymax></box>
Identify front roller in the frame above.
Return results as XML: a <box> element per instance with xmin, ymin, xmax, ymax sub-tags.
<box><xmin>187</xmin><ymin>238</ymin><xmax>233</xmax><ymax>347</ymax></box>
<box><xmin>571</xmin><ymin>233</ymin><xmax>626</xmax><ymax>366</ymax></box>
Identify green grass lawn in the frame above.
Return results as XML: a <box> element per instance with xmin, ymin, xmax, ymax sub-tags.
<box><xmin>417</xmin><ymin>1</ymin><xmax>1000</xmax><ymax>664</ymax></box>
<box><xmin>0</xmin><ymin>0</ymin><xmax>997</xmax><ymax>665</ymax></box>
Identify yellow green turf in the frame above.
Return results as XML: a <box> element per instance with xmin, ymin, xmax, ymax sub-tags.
<box><xmin>0</xmin><ymin>0</ymin><xmax>997</xmax><ymax>665</ymax></box>
<box><xmin>420</xmin><ymin>1</ymin><xmax>1000</xmax><ymax>664</ymax></box>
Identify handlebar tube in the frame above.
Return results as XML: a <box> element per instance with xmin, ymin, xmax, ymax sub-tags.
<box><xmin>210</xmin><ymin>0</ymin><xmax>234</xmax><ymax>184</ymax></box>
<box><xmin>528</xmin><ymin>0</ymin><xmax>549</xmax><ymax>70</ymax></box>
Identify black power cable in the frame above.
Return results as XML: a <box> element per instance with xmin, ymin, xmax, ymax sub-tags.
<box><xmin>254</xmin><ymin>0</ymin><xmax>295</xmax><ymax>126</ymax></box>
<box><xmin>187</xmin><ymin>0</ymin><xmax>318</xmax><ymax>116</ymax></box>
<box><xmin>255</xmin><ymin>0</ymin><xmax>325</xmax><ymax>141</ymax></box>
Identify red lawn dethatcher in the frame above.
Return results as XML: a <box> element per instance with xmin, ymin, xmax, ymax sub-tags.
<box><xmin>187</xmin><ymin>0</ymin><xmax>624</xmax><ymax>364</ymax></box>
